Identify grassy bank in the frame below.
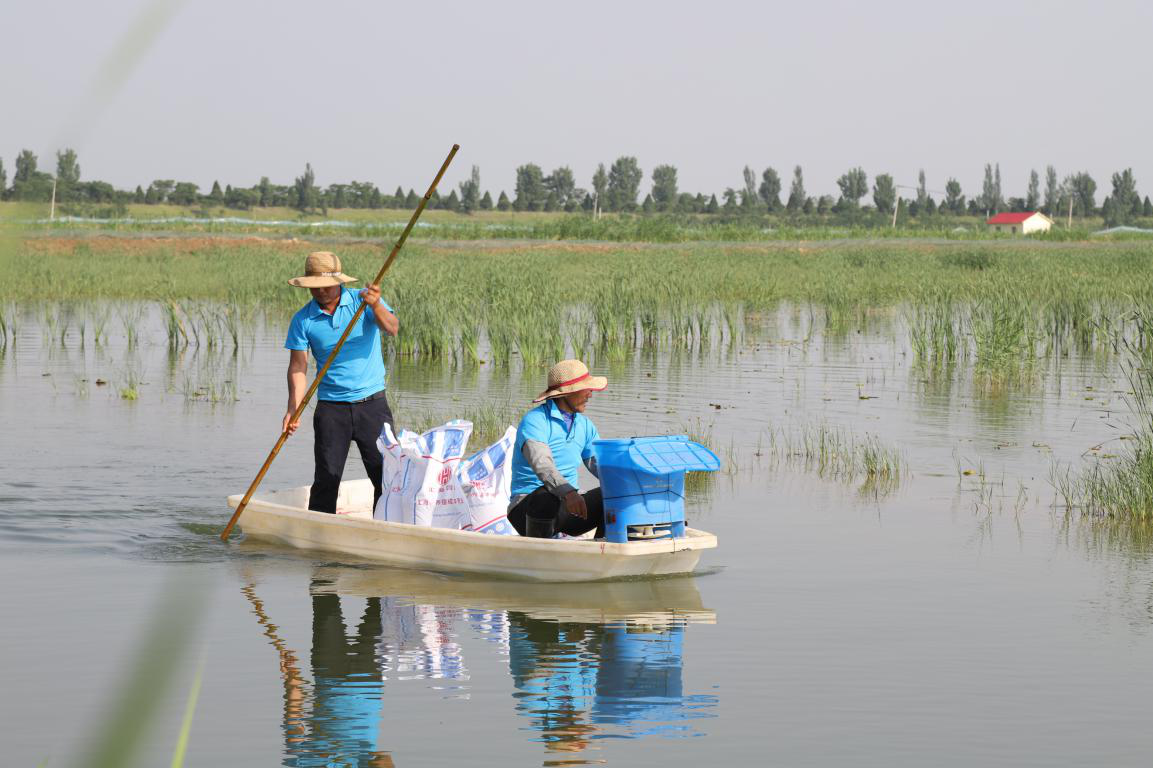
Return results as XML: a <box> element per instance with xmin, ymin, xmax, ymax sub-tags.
<box><xmin>4</xmin><ymin>200</ymin><xmax>1141</xmax><ymax>243</ymax></box>
<box><xmin>7</xmin><ymin>236</ymin><xmax>1153</xmax><ymax>304</ymax></box>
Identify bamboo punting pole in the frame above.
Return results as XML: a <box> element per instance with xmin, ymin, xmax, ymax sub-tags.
<box><xmin>220</xmin><ymin>144</ymin><xmax>460</xmax><ymax>541</ymax></box>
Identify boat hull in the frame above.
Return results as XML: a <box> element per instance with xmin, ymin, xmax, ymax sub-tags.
<box><xmin>227</xmin><ymin>479</ymin><xmax>717</xmax><ymax>582</ymax></box>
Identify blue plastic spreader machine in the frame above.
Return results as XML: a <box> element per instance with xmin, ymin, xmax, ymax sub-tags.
<box><xmin>592</xmin><ymin>436</ymin><xmax>721</xmax><ymax>543</ymax></box>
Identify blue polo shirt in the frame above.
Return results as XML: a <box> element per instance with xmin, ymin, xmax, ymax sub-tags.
<box><xmin>284</xmin><ymin>286</ymin><xmax>393</xmax><ymax>402</ymax></box>
<box><xmin>510</xmin><ymin>399</ymin><xmax>600</xmax><ymax>496</ymax></box>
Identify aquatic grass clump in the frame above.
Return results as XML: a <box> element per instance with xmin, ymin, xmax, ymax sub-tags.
<box><xmin>1053</xmin><ymin>312</ymin><xmax>1153</xmax><ymax>520</ymax></box>
<box><xmin>90</xmin><ymin>303</ymin><xmax>110</xmax><ymax>346</ymax></box>
<box><xmin>164</xmin><ymin>299</ymin><xmax>189</xmax><ymax>349</ymax></box>
<box><xmin>177</xmin><ymin>372</ymin><xmax>237</xmax><ymax>403</ymax></box>
<box><xmin>675</xmin><ymin>417</ymin><xmax>728</xmax><ymax>496</ymax></box>
<box><xmin>117</xmin><ymin>304</ymin><xmax>145</xmax><ymax>349</ymax></box>
<box><xmin>161</xmin><ymin>300</ymin><xmax>250</xmax><ymax>352</ymax></box>
<box><xmin>969</xmin><ymin>289</ymin><xmax>1040</xmax><ymax>388</ymax></box>
<box><xmin>1053</xmin><ymin>437</ymin><xmax>1153</xmax><ymax>520</ymax></box>
<box><xmin>767</xmin><ymin>421</ymin><xmax>906</xmax><ymax>495</ymax></box>
<box><xmin>1043</xmin><ymin>294</ymin><xmax>1102</xmax><ymax>358</ymax></box>
<box><xmin>906</xmin><ymin>291</ymin><xmax>965</xmax><ymax>371</ymax></box>
<box><xmin>117</xmin><ymin>364</ymin><xmax>142</xmax><ymax>401</ymax></box>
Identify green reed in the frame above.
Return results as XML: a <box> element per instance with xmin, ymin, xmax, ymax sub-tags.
<box><xmin>5</xmin><ymin>238</ymin><xmax>1153</xmax><ymax>364</ymax></box>
<box><xmin>67</xmin><ymin>574</ymin><xmax>207</xmax><ymax>768</ymax></box>
<box><xmin>969</xmin><ymin>290</ymin><xmax>1041</xmax><ymax>388</ymax></box>
<box><xmin>160</xmin><ymin>300</ymin><xmax>249</xmax><ymax>352</ymax></box>
<box><xmin>906</xmin><ymin>290</ymin><xmax>964</xmax><ymax>370</ymax></box>
<box><xmin>676</xmin><ymin>418</ymin><xmax>723</xmax><ymax>495</ymax></box>
<box><xmin>120</xmin><ymin>371</ymin><xmax>140</xmax><ymax>400</ymax></box>
<box><xmin>677</xmin><ymin>415</ymin><xmax>903</xmax><ymax>494</ymax></box>
<box><xmin>117</xmin><ymin>304</ymin><xmax>145</xmax><ymax>349</ymax></box>
<box><xmin>90</xmin><ymin>303</ymin><xmax>110</xmax><ymax>346</ymax></box>
<box><xmin>180</xmin><ymin>375</ymin><xmax>237</xmax><ymax>403</ymax></box>
<box><xmin>1053</xmin><ymin>310</ymin><xmax>1153</xmax><ymax>521</ymax></box>
<box><xmin>164</xmin><ymin>300</ymin><xmax>188</xmax><ymax>348</ymax></box>
<box><xmin>769</xmin><ymin>421</ymin><xmax>906</xmax><ymax>493</ymax></box>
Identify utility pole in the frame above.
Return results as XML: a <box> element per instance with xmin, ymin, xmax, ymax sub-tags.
<box><xmin>1067</xmin><ymin>195</ymin><xmax>1073</xmax><ymax>229</ymax></box>
<box><xmin>49</xmin><ymin>177</ymin><xmax>57</xmax><ymax>221</ymax></box>
<box><xmin>891</xmin><ymin>183</ymin><xmax>942</xmax><ymax>229</ymax></box>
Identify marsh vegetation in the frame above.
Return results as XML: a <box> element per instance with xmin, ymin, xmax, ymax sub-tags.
<box><xmin>4</xmin><ymin>234</ymin><xmax>1152</xmax><ymax>520</ymax></box>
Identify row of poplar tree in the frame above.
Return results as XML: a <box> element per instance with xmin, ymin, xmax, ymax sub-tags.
<box><xmin>2</xmin><ymin>148</ymin><xmax>1150</xmax><ymax>227</ymax></box>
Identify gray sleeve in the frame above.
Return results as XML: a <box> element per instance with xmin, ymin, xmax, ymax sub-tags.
<box><xmin>522</xmin><ymin>440</ymin><xmax>576</xmax><ymax>498</ymax></box>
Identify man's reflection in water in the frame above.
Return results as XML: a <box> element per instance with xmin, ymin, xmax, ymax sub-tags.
<box><xmin>243</xmin><ymin>584</ymin><xmax>395</xmax><ymax>768</ymax></box>
<box><xmin>508</xmin><ymin>611</ymin><xmax>716</xmax><ymax>764</ymax></box>
<box><xmin>291</xmin><ymin>593</ymin><xmax>391</xmax><ymax>767</ymax></box>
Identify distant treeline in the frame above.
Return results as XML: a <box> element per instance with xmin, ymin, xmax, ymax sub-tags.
<box><xmin>2</xmin><ymin>148</ymin><xmax>1151</xmax><ymax>227</ymax></box>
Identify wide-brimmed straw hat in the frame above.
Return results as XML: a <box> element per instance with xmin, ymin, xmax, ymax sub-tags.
<box><xmin>533</xmin><ymin>359</ymin><xmax>608</xmax><ymax>403</ymax></box>
<box><xmin>288</xmin><ymin>251</ymin><xmax>358</xmax><ymax>288</ymax></box>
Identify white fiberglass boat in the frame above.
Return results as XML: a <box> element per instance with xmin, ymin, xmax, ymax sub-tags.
<box><xmin>227</xmin><ymin>478</ymin><xmax>717</xmax><ymax>582</ymax></box>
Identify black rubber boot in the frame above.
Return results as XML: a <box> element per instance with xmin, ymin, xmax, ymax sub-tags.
<box><xmin>525</xmin><ymin>511</ymin><xmax>557</xmax><ymax>539</ymax></box>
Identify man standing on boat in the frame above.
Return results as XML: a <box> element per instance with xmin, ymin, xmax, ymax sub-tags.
<box><xmin>508</xmin><ymin>359</ymin><xmax>608</xmax><ymax>538</ymax></box>
<box><xmin>283</xmin><ymin>251</ymin><xmax>399</xmax><ymax>514</ymax></box>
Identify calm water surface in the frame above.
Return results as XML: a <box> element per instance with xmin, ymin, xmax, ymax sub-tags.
<box><xmin>2</xmin><ymin>304</ymin><xmax>1152</xmax><ymax>767</ymax></box>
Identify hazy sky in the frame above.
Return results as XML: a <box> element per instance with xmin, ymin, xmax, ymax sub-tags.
<box><xmin>4</xmin><ymin>0</ymin><xmax>1151</xmax><ymax>201</ymax></box>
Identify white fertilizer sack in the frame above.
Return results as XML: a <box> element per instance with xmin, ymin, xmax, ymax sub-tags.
<box><xmin>375</xmin><ymin>420</ymin><xmax>472</xmax><ymax>528</ymax></box>
<box><xmin>458</xmin><ymin>426</ymin><xmax>519</xmax><ymax>535</ymax></box>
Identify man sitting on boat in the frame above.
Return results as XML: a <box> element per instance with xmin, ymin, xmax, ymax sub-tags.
<box><xmin>508</xmin><ymin>359</ymin><xmax>608</xmax><ymax>538</ymax></box>
<box><xmin>282</xmin><ymin>251</ymin><xmax>399</xmax><ymax>514</ymax></box>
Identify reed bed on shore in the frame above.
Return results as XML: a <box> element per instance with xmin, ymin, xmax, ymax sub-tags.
<box><xmin>5</xmin><ymin>238</ymin><xmax>1153</xmax><ymax>367</ymax></box>
<box><xmin>9</xmin><ymin>238</ymin><xmax>1153</xmax><ymax>306</ymax></box>
<box><xmin>7</xmin><ymin>208</ymin><xmax>1101</xmax><ymax>243</ymax></box>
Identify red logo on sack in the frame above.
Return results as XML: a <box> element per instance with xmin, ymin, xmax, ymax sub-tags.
<box><xmin>437</xmin><ymin>466</ymin><xmax>452</xmax><ymax>486</ymax></box>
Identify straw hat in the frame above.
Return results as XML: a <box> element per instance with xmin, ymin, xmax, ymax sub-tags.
<box><xmin>533</xmin><ymin>359</ymin><xmax>608</xmax><ymax>403</ymax></box>
<box><xmin>288</xmin><ymin>252</ymin><xmax>358</xmax><ymax>288</ymax></box>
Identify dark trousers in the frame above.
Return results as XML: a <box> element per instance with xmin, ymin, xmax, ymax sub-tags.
<box><xmin>309</xmin><ymin>392</ymin><xmax>393</xmax><ymax>514</ymax></box>
<box><xmin>508</xmin><ymin>485</ymin><xmax>605</xmax><ymax>538</ymax></box>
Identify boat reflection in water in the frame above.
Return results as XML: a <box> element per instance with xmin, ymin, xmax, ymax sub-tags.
<box><xmin>243</xmin><ymin>568</ymin><xmax>717</xmax><ymax>766</ymax></box>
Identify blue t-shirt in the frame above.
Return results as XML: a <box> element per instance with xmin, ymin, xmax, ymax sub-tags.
<box><xmin>510</xmin><ymin>399</ymin><xmax>599</xmax><ymax>496</ymax></box>
<box><xmin>285</xmin><ymin>286</ymin><xmax>394</xmax><ymax>402</ymax></box>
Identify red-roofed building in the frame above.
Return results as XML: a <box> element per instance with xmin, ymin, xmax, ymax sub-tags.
<box><xmin>986</xmin><ymin>211</ymin><xmax>1053</xmax><ymax>235</ymax></box>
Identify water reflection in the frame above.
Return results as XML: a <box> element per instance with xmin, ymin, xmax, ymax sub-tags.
<box><xmin>243</xmin><ymin>584</ymin><xmax>396</xmax><ymax>767</ymax></box>
<box><xmin>295</xmin><ymin>593</ymin><xmax>391</xmax><ymax>766</ymax></box>
<box><xmin>510</xmin><ymin>613</ymin><xmax>715</xmax><ymax>762</ymax></box>
<box><xmin>243</xmin><ymin>570</ymin><xmax>717</xmax><ymax>767</ymax></box>
<box><xmin>1061</xmin><ymin>519</ymin><xmax>1153</xmax><ymax>634</ymax></box>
